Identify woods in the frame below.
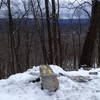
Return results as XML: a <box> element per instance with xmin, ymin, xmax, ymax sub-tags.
<box><xmin>0</xmin><ymin>0</ymin><xmax>100</xmax><ymax>78</ymax></box>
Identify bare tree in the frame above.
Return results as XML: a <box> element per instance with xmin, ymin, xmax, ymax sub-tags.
<box><xmin>57</xmin><ymin>0</ymin><xmax>63</xmax><ymax>66</ymax></box>
<box><xmin>79</xmin><ymin>0</ymin><xmax>100</xmax><ymax>68</ymax></box>
<box><xmin>7</xmin><ymin>0</ymin><xmax>15</xmax><ymax>74</ymax></box>
<box><xmin>51</xmin><ymin>0</ymin><xmax>58</xmax><ymax>65</ymax></box>
<box><xmin>45</xmin><ymin>0</ymin><xmax>53</xmax><ymax>64</ymax></box>
<box><xmin>36</xmin><ymin>0</ymin><xmax>48</xmax><ymax>64</ymax></box>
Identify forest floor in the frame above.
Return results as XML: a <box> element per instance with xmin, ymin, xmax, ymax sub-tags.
<box><xmin>0</xmin><ymin>65</ymin><xmax>100</xmax><ymax>100</ymax></box>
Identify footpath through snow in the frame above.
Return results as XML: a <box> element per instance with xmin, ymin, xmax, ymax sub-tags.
<box><xmin>0</xmin><ymin>65</ymin><xmax>100</xmax><ymax>100</ymax></box>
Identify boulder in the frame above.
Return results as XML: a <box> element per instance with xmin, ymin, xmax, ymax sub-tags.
<box><xmin>40</xmin><ymin>65</ymin><xmax>59</xmax><ymax>92</ymax></box>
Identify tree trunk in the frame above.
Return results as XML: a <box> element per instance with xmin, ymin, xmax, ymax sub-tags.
<box><xmin>51</xmin><ymin>0</ymin><xmax>58</xmax><ymax>65</ymax></box>
<box><xmin>37</xmin><ymin>0</ymin><xmax>48</xmax><ymax>64</ymax></box>
<box><xmin>79</xmin><ymin>0</ymin><xmax>100</xmax><ymax>68</ymax></box>
<box><xmin>56</xmin><ymin>0</ymin><xmax>63</xmax><ymax>66</ymax></box>
<box><xmin>7</xmin><ymin>0</ymin><xmax>15</xmax><ymax>74</ymax></box>
<box><xmin>45</xmin><ymin>0</ymin><xmax>53</xmax><ymax>64</ymax></box>
<box><xmin>97</xmin><ymin>1</ymin><xmax>100</xmax><ymax>66</ymax></box>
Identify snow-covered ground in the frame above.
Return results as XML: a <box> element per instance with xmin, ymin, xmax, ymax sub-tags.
<box><xmin>0</xmin><ymin>65</ymin><xmax>100</xmax><ymax>100</ymax></box>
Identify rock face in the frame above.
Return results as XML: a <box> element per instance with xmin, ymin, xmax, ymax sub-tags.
<box><xmin>40</xmin><ymin>65</ymin><xmax>59</xmax><ymax>92</ymax></box>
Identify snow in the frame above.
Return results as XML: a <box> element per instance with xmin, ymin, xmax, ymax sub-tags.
<box><xmin>0</xmin><ymin>65</ymin><xmax>100</xmax><ymax>100</ymax></box>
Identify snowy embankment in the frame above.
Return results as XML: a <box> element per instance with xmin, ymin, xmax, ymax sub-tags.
<box><xmin>0</xmin><ymin>65</ymin><xmax>100</xmax><ymax>100</ymax></box>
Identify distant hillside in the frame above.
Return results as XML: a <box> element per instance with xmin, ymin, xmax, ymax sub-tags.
<box><xmin>0</xmin><ymin>18</ymin><xmax>90</xmax><ymax>33</ymax></box>
<box><xmin>59</xmin><ymin>19</ymin><xmax>90</xmax><ymax>24</ymax></box>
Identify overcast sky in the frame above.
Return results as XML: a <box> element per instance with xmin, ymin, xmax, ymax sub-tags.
<box><xmin>0</xmin><ymin>0</ymin><xmax>92</xmax><ymax>19</ymax></box>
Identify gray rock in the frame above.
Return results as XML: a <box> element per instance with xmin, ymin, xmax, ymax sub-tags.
<box><xmin>89</xmin><ymin>72</ymin><xmax>98</xmax><ymax>75</ymax></box>
<box><xmin>40</xmin><ymin>65</ymin><xmax>59</xmax><ymax>92</ymax></box>
<box><xmin>69</xmin><ymin>76</ymin><xmax>91</xmax><ymax>82</ymax></box>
